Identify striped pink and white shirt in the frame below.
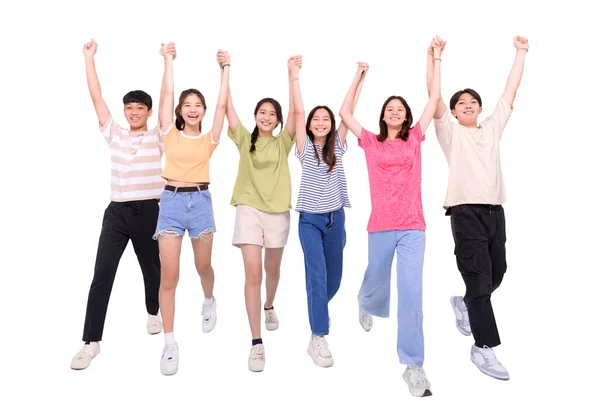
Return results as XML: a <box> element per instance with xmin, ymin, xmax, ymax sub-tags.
<box><xmin>101</xmin><ymin>115</ymin><xmax>165</xmax><ymax>202</ymax></box>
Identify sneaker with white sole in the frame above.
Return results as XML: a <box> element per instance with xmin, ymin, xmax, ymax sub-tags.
<box><xmin>147</xmin><ymin>314</ymin><xmax>162</xmax><ymax>335</ymax></box>
<box><xmin>202</xmin><ymin>297</ymin><xmax>217</xmax><ymax>333</ymax></box>
<box><xmin>70</xmin><ymin>342</ymin><xmax>100</xmax><ymax>370</ymax></box>
<box><xmin>470</xmin><ymin>344</ymin><xmax>509</xmax><ymax>380</ymax></box>
<box><xmin>450</xmin><ymin>296</ymin><xmax>471</xmax><ymax>336</ymax></box>
<box><xmin>265</xmin><ymin>308</ymin><xmax>279</xmax><ymax>331</ymax></box>
<box><xmin>402</xmin><ymin>366</ymin><xmax>433</xmax><ymax>397</ymax></box>
<box><xmin>307</xmin><ymin>335</ymin><xmax>334</xmax><ymax>367</ymax></box>
<box><xmin>248</xmin><ymin>344</ymin><xmax>265</xmax><ymax>372</ymax></box>
<box><xmin>160</xmin><ymin>343</ymin><xmax>179</xmax><ymax>375</ymax></box>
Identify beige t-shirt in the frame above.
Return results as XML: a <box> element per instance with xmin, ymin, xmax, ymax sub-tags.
<box><xmin>433</xmin><ymin>98</ymin><xmax>512</xmax><ymax>209</ymax></box>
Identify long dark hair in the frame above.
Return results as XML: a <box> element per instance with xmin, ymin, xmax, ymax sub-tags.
<box><xmin>250</xmin><ymin>98</ymin><xmax>283</xmax><ymax>152</ymax></box>
<box><xmin>306</xmin><ymin>105</ymin><xmax>337</xmax><ymax>173</ymax></box>
<box><xmin>175</xmin><ymin>89</ymin><xmax>207</xmax><ymax>131</ymax></box>
<box><xmin>378</xmin><ymin>95</ymin><xmax>413</xmax><ymax>142</ymax></box>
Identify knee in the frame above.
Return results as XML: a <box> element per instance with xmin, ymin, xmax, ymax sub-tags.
<box><xmin>265</xmin><ymin>265</ymin><xmax>280</xmax><ymax>280</ymax></box>
<box><xmin>196</xmin><ymin>261</ymin><xmax>213</xmax><ymax>276</ymax></box>
<box><xmin>160</xmin><ymin>271</ymin><xmax>179</xmax><ymax>291</ymax></box>
<box><xmin>245</xmin><ymin>268</ymin><xmax>262</xmax><ymax>287</ymax></box>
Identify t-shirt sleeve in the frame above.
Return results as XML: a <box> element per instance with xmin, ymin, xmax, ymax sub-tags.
<box><xmin>227</xmin><ymin>123</ymin><xmax>250</xmax><ymax>150</ymax></box>
<box><xmin>152</xmin><ymin>125</ymin><xmax>164</xmax><ymax>156</ymax></box>
<box><xmin>160</xmin><ymin>123</ymin><xmax>175</xmax><ymax>136</ymax></box>
<box><xmin>99</xmin><ymin>113</ymin><xmax>121</xmax><ymax>145</ymax></box>
<box><xmin>335</xmin><ymin>129</ymin><xmax>348</xmax><ymax>155</ymax></box>
<box><xmin>481</xmin><ymin>97</ymin><xmax>512</xmax><ymax>139</ymax></box>
<box><xmin>411</xmin><ymin>123</ymin><xmax>425</xmax><ymax>142</ymax></box>
<box><xmin>357</xmin><ymin>127</ymin><xmax>376</xmax><ymax>150</ymax></box>
<box><xmin>433</xmin><ymin>108</ymin><xmax>453</xmax><ymax>147</ymax></box>
<box><xmin>295</xmin><ymin>135</ymin><xmax>311</xmax><ymax>162</ymax></box>
<box><xmin>281</xmin><ymin>128</ymin><xmax>295</xmax><ymax>154</ymax></box>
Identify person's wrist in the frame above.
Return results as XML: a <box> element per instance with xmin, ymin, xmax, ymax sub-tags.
<box><xmin>220</xmin><ymin>63</ymin><xmax>230</xmax><ymax>69</ymax></box>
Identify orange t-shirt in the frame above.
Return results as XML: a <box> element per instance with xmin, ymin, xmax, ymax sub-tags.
<box><xmin>161</xmin><ymin>124</ymin><xmax>218</xmax><ymax>183</ymax></box>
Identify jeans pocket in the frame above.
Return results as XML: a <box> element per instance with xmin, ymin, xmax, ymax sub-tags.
<box><xmin>160</xmin><ymin>190</ymin><xmax>176</xmax><ymax>203</ymax></box>
<box><xmin>454</xmin><ymin>243</ymin><xmax>477</xmax><ymax>275</ymax></box>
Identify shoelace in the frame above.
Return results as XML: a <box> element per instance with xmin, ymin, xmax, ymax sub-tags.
<box><xmin>251</xmin><ymin>346</ymin><xmax>264</xmax><ymax>360</ymax></box>
<box><xmin>480</xmin><ymin>346</ymin><xmax>500</xmax><ymax>366</ymax></box>
<box><xmin>408</xmin><ymin>367</ymin><xmax>430</xmax><ymax>388</ymax></box>
<box><xmin>360</xmin><ymin>313</ymin><xmax>372</xmax><ymax>326</ymax></box>
<box><xmin>163</xmin><ymin>344</ymin><xmax>177</xmax><ymax>361</ymax></box>
<box><xmin>75</xmin><ymin>347</ymin><xmax>89</xmax><ymax>360</ymax></box>
<box><xmin>265</xmin><ymin>310</ymin><xmax>276</xmax><ymax>323</ymax></box>
<box><xmin>314</xmin><ymin>337</ymin><xmax>331</xmax><ymax>356</ymax></box>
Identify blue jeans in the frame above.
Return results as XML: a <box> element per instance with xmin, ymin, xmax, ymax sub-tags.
<box><xmin>358</xmin><ymin>230</ymin><xmax>426</xmax><ymax>366</ymax></box>
<box><xmin>298</xmin><ymin>208</ymin><xmax>346</xmax><ymax>336</ymax></box>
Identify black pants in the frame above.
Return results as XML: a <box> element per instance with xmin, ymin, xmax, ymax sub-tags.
<box><xmin>448</xmin><ymin>204</ymin><xmax>507</xmax><ymax>348</ymax></box>
<box><xmin>82</xmin><ymin>199</ymin><xmax>161</xmax><ymax>342</ymax></box>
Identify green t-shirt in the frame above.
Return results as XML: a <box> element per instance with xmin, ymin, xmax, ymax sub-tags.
<box><xmin>228</xmin><ymin>122</ymin><xmax>295</xmax><ymax>213</ymax></box>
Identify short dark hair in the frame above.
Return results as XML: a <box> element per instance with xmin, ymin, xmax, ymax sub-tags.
<box><xmin>449</xmin><ymin>88</ymin><xmax>482</xmax><ymax>111</ymax></box>
<box><xmin>123</xmin><ymin>90</ymin><xmax>153</xmax><ymax>110</ymax></box>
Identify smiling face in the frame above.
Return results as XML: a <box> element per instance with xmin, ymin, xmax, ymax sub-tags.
<box><xmin>451</xmin><ymin>92</ymin><xmax>482</xmax><ymax>127</ymax></box>
<box><xmin>309</xmin><ymin>108</ymin><xmax>333</xmax><ymax>139</ymax></box>
<box><xmin>124</xmin><ymin>102</ymin><xmax>152</xmax><ymax>131</ymax></box>
<box><xmin>254</xmin><ymin>101</ymin><xmax>279</xmax><ymax>133</ymax></box>
<box><xmin>382</xmin><ymin>98</ymin><xmax>407</xmax><ymax>131</ymax></box>
<box><xmin>179</xmin><ymin>93</ymin><xmax>206</xmax><ymax>128</ymax></box>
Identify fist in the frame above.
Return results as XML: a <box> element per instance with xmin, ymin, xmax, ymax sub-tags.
<box><xmin>83</xmin><ymin>39</ymin><xmax>98</xmax><ymax>57</ymax></box>
<box><xmin>514</xmin><ymin>35</ymin><xmax>529</xmax><ymax>51</ymax></box>
<box><xmin>217</xmin><ymin>49</ymin><xmax>230</xmax><ymax>66</ymax></box>
<box><xmin>356</xmin><ymin>61</ymin><xmax>369</xmax><ymax>77</ymax></box>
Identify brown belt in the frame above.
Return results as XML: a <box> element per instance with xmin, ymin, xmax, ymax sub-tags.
<box><xmin>164</xmin><ymin>184</ymin><xmax>209</xmax><ymax>192</ymax></box>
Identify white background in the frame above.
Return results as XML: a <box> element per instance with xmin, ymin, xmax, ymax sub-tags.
<box><xmin>2</xmin><ymin>0</ymin><xmax>599</xmax><ymax>399</ymax></box>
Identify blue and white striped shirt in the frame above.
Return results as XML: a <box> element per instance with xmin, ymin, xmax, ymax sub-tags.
<box><xmin>295</xmin><ymin>131</ymin><xmax>351</xmax><ymax>213</ymax></box>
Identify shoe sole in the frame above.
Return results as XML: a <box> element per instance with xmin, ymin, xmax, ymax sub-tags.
<box><xmin>403</xmin><ymin>375</ymin><xmax>432</xmax><ymax>397</ymax></box>
<box><xmin>265</xmin><ymin>324</ymin><xmax>278</xmax><ymax>331</ymax></box>
<box><xmin>161</xmin><ymin>366</ymin><xmax>178</xmax><ymax>376</ymax></box>
<box><xmin>450</xmin><ymin>297</ymin><xmax>471</xmax><ymax>336</ymax></box>
<box><xmin>470</xmin><ymin>354</ymin><xmax>509</xmax><ymax>380</ymax></box>
<box><xmin>249</xmin><ymin>364</ymin><xmax>265</xmax><ymax>372</ymax></box>
<box><xmin>307</xmin><ymin>349</ymin><xmax>333</xmax><ymax>367</ymax></box>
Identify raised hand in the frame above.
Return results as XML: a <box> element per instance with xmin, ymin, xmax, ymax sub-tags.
<box><xmin>217</xmin><ymin>49</ymin><xmax>230</xmax><ymax>67</ymax></box>
<box><xmin>428</xmin><ymin>35</ymin><xmax>446</xmax><ymax>57</ymax></box>
<box><xmin>514</xmin><ymin>35</ymin><xmax>529</xmax><ymax>52</ymax></box>
<box><xmin>83</xmin><ymin>39</ymin><xmax>98</xmax><ymax>57</ymax></box>
<box><xmin>288</xmin><ymin>55</ymin><xmax>302</xmax><ymax>77</ymax></box>
<box><xmin>159</xmin><ymin>42</ymin><xmax>176</xmax><ymax>60</ymax></box>
<box><xmin>355</xmin><ymin>61</ymin><xmax>369</xmax><ymax>79</ymax></box>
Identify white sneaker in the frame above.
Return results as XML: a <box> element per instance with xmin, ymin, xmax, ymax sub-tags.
<box><xmin>202</xmin><ymin>297</ymin><xmax>217</xmax><ymax>333</ymax></box>
<box><xmin>248</xmin><ymin>344</ymin><xmax>265</xmax><ymax>372</ymax></box>
<box><xmin>450</xmin><ymin>296</ymin><xmax>471</xmax><ymax>336</ymax></box>
<box><xmin>264</xmin><ymin>308</ymin><xmax>279</xmax><ymax>331</ymax></box>
<box><xmin>307</xmin><ymin>335</ymin><xmax>334</xmax><ymax>367</ymax></box>
<box><xmin>70</xmin><ymin>342</ymin><xmax>100</xmax><ymax>370</ymax></box>
<box><xmin>147</xmin><ymin>314</ymin><xmax>162</xmax><ymax>335</ymax></box>
<box><xmin>470</xmin><ymin>345</ymin><xmax>509</xmax><ymax>380</ymax></box>
<box><xmin>402</xmin><ymin>366</ymin><xmax>433</xmax><ymax>397</ymax></box>
<box><xmin>160</xmin><ymin>343</ymin><xmax>179</xmax><ymax>375</ymax></box>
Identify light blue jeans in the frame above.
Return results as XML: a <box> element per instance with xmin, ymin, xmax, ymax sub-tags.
<box><xmin>358</xmin><ymin>230</ymin><xmax>426</xmax><ymax>366</ymax></box>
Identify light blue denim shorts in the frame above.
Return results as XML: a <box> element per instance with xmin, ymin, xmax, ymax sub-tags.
<box><xmin>153</xmin><ymin>185</ymin><xmax>216</xmax><ymax>239</ymax></box>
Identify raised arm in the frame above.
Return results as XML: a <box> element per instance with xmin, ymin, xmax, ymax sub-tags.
<box><xmin>158</xmin><ymin>42</ymin><xmax>175</xmax><ymax>132</ymax></box>
<box><xmin>426</xmin><ymin>36</ymin><xmax>447</xmax><ymax>119</ymax></box>
<box><xmin>83</xmin><ymin>39</ymin><xmax>110</xmax><ymax>126</ymax></box>
<box><xmin>284</xmin><ymin>56</ymin><xmax>299</xmax><ymax>140</ymax></box>
<box><xmin>339</xmin><ymin>63</ymin><xmax>368</xmax><ymax>139</ymax></box>
<box><xmin>501</xmin><ymin>36</ymin><xmax>529</xmax><ymax>109</ymax></box>
<box><xmin>338</xmin><ymin>68</ymin><xmax>365</xmax><ymax>145</ymax></box>
<box><xmin>417</xmin><ymin>37</ymin><xmax>443</xmax><ymax>133</ymax></box>
<box><xmin>210</xmin><ymin>50</ymin><xmax>231</xmax><ymax>143</ymax></box>
<box><xmin>225</xmin><ymin>87</ymin><xmax>240</xmax><ymax>132</ymax></box>
<box><xmin>288</xmin><ymin>55</ymin><xmax>305</xmax><ymax>152</ymax></box>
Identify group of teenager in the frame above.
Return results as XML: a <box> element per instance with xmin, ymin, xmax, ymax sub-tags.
<box><xmin>71</xmin><ymin>34</ymin><xmax>529</xmax><ymax>397</ymax></box>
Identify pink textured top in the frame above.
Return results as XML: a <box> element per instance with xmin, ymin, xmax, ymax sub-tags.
<box><xmin>358</xmin><ymin>124</ymin><xmax>425</xmax><ymax>232</ymax></box>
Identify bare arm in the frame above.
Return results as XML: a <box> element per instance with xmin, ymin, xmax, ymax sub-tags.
<box><xmin>426</xmin><ymin>36</ymin><xmax>447</xmax><ymax>119</ymax></box>
<box><xmin>501</xmin><ymin>36</ymin><xmax>529</xmax><ymax>109</ymax></box>
<box><xmin>83</xmin><ymin>39</ymin><xmax>110</xmax><ymax>126</ymax></box>
<box><xmin>284</xmin><ymin>57</ymin><xmax>298</xmax><ymax>140</ymax></box>
<box><xmin>210</xmin><ymin>50</ymin><xmax>231</xmax><ymax>143</ymax></box>
<box><xmin>288</xmin><ymin>56</ymin><xmax>305</xmax><ymax>152</ymax></box>
<box><xmin>418</xmin><ymin>38</ymin><xmax>443</xmax><ymax>133</ymax></box>
<box><xmin>339</xmin><ymin>63</ymin><xmax>368</xmax><ymax>139</ymax></box>
<box><xmin>158</xmin><ymin>43</ymin><xmax>175</xmax><ymax>132</ymax></box>
<box><xmin>157</xmin><ymin>43</ymin><xmax>176</xmax><ymax>128</ymax></box>
<box><xmin>338</xmin><ymin>70</ymin><xmax>365</xmax><ymax>145</ymax></box>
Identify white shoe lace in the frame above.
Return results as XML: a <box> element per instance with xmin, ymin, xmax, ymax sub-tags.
<box><xmin>75</xmin><ymin>347</ymin><xmax>88</xmax><ymax>360</ymax></box>
<box><xmin>149</xmin><ymin>315</ymin><xmax>161</xmax><ymax>327</ymax></box>
<box><xmin>359</xmin><ymin>312</ymin><xmax>372</xmax><ymax>329</ymax></box>
<box><xmin>265</xmin><ymin>310</ymin><xmax>277</xmax><ymax>324</ymax></box>
<box><xmin>313</xmin><ymin>336</ymin><xmax>332</xmax><ymax>357</ymax></box>
<box><xmin>251</xmin><ymin>345</ymin><xmax>264</xmax><ymax>361</ymax></box>
<box><xmin>480</xmin><ymin>346</ymin><xmax>500</xmax><ymax>366</ymax></box>
<box><xmin>408</xmin><ymin>367</ymin><xmax>430</xmax><ymax>389</ymax></box>
<box><xmin>162</xmin><ymin>344</ymin><xmax>178</xmax><ymax>361</ymax></box>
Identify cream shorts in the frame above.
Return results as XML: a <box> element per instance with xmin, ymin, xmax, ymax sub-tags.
<box><xmin>232</xmin><ymin>204</ymin><xmax>290</xmax><ymax>248</ymax></box>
